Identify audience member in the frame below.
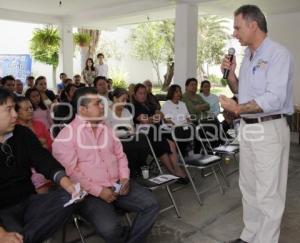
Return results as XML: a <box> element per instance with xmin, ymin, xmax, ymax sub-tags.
<box><xmin>53</xmin><ymin>87</ymin><xmax>159</xmax><ymax>243</ymax></box>
<box><xmin>15</xmin><ymin>96</ymin><xmax>52</xmax><ymax>194</ymax></box>
<box><xmin>26</xmin><ymin>76</ymin><xmax>35</xmax><ymax>90</ymax></box>
<box><xmin>200</xmin><ymin>80</ymin><xmax>220</xmax><ymax>117</ymax></box>
<box><xmin>34</xmin><ymin>76</ymin><xmax>57</xmax><ymax>108</ymax></box>
<box><xmin>161</xmin><ymin>84</ymin><xmax>192</xmax><ymax>156</ymax></box>
<box><xmin>25</xmin><ymin>88</ymin><xmax>53</xmax><ymax>130</ymax></box>
<box><xmin>57</xmin><ymin>72</ymin><xmax>68</xmax><ymax>95</ymax></box>
<box><xmin>133</xmin><ymin>84</ymin><xmax>188</xmax><ymax>183</ymax></box>
<box><xmin>14</xmin><ymin>79</ymin><xmax>24</xmax><ymax>96</ymax></box>
<box><xmin>95</xmin><ymin>53</ymin><xmax>108</xmax><ymax>77</ymax></box>
<box><xmin>128</xmin><ymin>83</ymin><xmax>135</xmax><ymax>103</ymax></box>
<box><xmin>0</xmin><ymin>87</ymin><xmax>79</xmax><ymax>243</ymax></box>
<box><xmin>107</xmin><ymin>78</ymin><xmax>113</xmax><ymax>91</ymax></box>
<box><xmin>82</xmin><ymin>58</ymin><xmax>97</xmax><ymax>87</ymax></box>
<box><xmin>107</xmin><ymin>88</ymin><xmax>149</xmax><ymax>178</ymax></box>
<box><xmin>143</xmin><ymin>80</ymin><xmax>161</xmax><ymax>110</ymax></box>
<box><xmin>94</xmin><ymin>76</ymin><xmax>111</xmax><ymax>105</ymax></box>
<box><xmin>73</xmin><ymin>74</ymin><xmax>85</xmax><ymax>88</ymax></box>
<box><xmin>52</xmin><ymin>84</ymin><xmax>78</xmax><ymax>137</ymax></box>
<box><xmin>1</xmin><ymin>75</ymin><xmax>15</xmax><ymax>93</ymax></box>
<box><xmin>182</xmin><ymin>78</ymin><xmax>210</xmax><ymax>121</ymax></box>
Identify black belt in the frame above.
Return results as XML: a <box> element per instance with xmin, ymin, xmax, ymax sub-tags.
<box><xmin>242</xmin><ymin>114</ymin><xmax>286</xmax><ymax>124</ymax></box>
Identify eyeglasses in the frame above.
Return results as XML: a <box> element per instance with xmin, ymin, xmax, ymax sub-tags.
<box><xmin>1</xmin><ymin>143</ymin><xmax>16</xmax><ymax>167</ymax></box>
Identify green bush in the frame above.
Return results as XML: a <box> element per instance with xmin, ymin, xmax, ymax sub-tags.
<box><xmin>110</xmin><ymin>67</ymin><xmax>128</xmax><ymax>89</ymax></box>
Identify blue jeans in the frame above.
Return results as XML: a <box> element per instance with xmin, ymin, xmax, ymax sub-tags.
<box><xmin>0</xmin><ymin>188</ymin><xmax>74</xmax><ymax>243</ymax></box>
<box><xmin>77</xmin><ymin>181</ymin><xmax>160</xmax><ymax>243</ymax></box>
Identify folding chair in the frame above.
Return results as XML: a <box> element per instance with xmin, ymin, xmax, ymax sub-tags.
<box><xmin>134</xmin><ymin>129</ymin><xmax>181</xmax><ymax>218</ymax></box>
<box><xmin>171</xmin><ymin>124</ymin><xmax>227</xmax><ymax>206</ymax></box>
<box><xmin>200</xmin><ymin>119</ymin><xmax>240</xmax><ymax>177</ymax></box>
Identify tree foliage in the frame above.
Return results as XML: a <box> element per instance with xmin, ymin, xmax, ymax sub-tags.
<box><xmin>30</xmin><ymin>25</ymin><xmax>60</xmax><ymax>67</ymax></box>
<box><xmin>197</xmin><ymin>16</ymin><xmax>230</xmax><ymax>76</ymax></box>
<box><xmin>130</xmin><ymin>16</ymin><xmax>229</xmax><ymax>87</ymax></box>
<box><xmin>130</xmin><ymin>20</ymin><xmax>174</xmax><ymax>85</ymax></box>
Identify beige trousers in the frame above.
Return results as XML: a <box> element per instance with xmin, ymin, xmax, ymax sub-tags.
<box><xmin>239</xmin><ymin>118</ymin><xmax>290</xmax><ymax>243</ymax></box>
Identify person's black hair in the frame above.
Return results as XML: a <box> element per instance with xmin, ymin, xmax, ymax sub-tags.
<box><xmin>59</xmin><ymin>73</ymin><xmax>67</xmax><ymax>79</ymax></box>
<box><xmin>34</xmin><ymin>76</ymin><xmax>46</xmax><ymax>86</ymax></box>
<box><xmin>234</xmin><ymin>5</ymin><xmax>268</xmax><ymax>33</ymax></box>
<box><xmin>185</xmin><ymin>78</ymin><xmax>198</xmax><ymax>87</ymax></box>
<box><xmin>14</xmin><ymin>96</ymin><xmax>30</xmax><ymax>112</ymax></box>
<box><xmin>1</xmin><ymin>75</ymin><xmax>15</xmax><ymax>86</ymax></box>
<box><xmin>60</xmin><ymin>83</ymin><xmax>77</xmax><ymax>102</ymax></box>
<box><xmin>0</xmin><ymin>87</ymin><xmax>14</xmax><ymax>105</ymax></box>
<box><xmin>166</xmin><ymin>84</ymin><xmax>182</xmax><ymax>100</ymax></box>
<box><xmin>73</xmin><ymin>74</ymin><xmax>81</xmax><ymax>79</ymax></box>
<box><xmin>26</xmin><ymin>75</ymin><xmax>35</xmax><ymax>81</ymax></box>
<box><xmin>96</xmin><ymin>53</ymin><xmax>104</xmax><ymax>58</ymax></box>
<box><xmin>111</xmin><ymin>88</ymin><xmax>128</xmax><ymax>99</ymax></box>
<box><xmin>133</xmin><ymin>83</ymin><xmax>146</xmax><ymax>94</ymax></box>
<box><xmin>200</xmin><ymin>80</ymin><xmax>211</xmax><ymax>93</ymax></box>
<box><xmin>85</xmin><ymin>58</ymin><xmax>95</xmax><ymax>71</ymax></box>
<box><xmin>25</xmin><ymin>88</ymin><xmax>47</xmax><ymax>110</ymax></box>
<box><xmin>93</xmin><ymin>76</ymin><xmax>107</xmax><ymax>87</ymax></box>
<box><xmin>72</xmin><ymin>87</ymin><xmax>98</xmax><ymax>114</ymax></box>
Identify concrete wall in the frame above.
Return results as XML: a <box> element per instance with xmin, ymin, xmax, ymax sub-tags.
<box><xmin>268</xmin><ymin>12</ymin><xmax>300</xmax><ymax>105</ymax></box>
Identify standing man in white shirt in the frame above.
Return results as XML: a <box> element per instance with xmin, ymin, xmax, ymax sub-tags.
<box><xmin>95</xmin><ymin>53</ymin><xmax>108</xmax><ymax>78</ymax></box>
<box><xmin>220</xmin><ymin>5</ymin><xmax>293</xmax><ymax>243</ymax></box>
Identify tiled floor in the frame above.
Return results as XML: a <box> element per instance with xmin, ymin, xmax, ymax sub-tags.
<box><xmin>52</xmin><ymin>133</ymin><xmax>300</xmax><ymax>243</ymax></box>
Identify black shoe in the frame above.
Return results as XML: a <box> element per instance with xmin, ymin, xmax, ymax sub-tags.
<box><xmin>224</xmin><ymin>239</ymin><xmax>248</xmax><ymax>243</ymax></box>
<box><xmin>176</xmin><ymin>177</ymin><xmax>190</xmax><ymax>185</ymax></box>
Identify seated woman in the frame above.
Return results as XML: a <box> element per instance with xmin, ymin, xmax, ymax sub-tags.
<box><xmin>34</xmin><ymin>76</ymin><xmax>57</xmax><ymax>108</ymax></box>
<box><xmin>132</xmin><ymin>83</ymin><xmax>188</xmax><ymax>183</ymax></box>
<box><xmin>52</xmin><ymin>83</ymin><xmax>78</xmax><ymax>137</ymax></box>
<box><xmin>15</xmin><ymin>96</ymin><xmax>53</xmax><ymax>193</ymax></box>
<box><xmin>161</xmin><ymin>84</ymin><xmax>192</xmax><ymax>155</ymax></box>
<box><xmin>106</xmin><ymin>88</ymin><xmax>149</xmax><ymax>178</ymax></box>
<box><xmin>199</xmin><ymin>80</ymin><xmax>220</xmax><ymax>118</ymax></box>
<box><xmin>25</xmin><ymin>88</ymin><xmax>53</xmax><ymax>130</ymax></box>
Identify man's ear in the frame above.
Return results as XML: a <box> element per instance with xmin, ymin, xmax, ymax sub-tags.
<box><xmin>78</xmin><ymin>105</ymin><xmax>86</xmax><ymax>116</ymax></box>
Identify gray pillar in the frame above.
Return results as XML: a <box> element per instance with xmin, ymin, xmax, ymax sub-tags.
<box><xmin>60</xmin><ymin>24</ymin><xmax>74</xmax><ymax>78</ymax></box>
<box><xmin>174</xmin><ymin>3</ymin><xmax>198</xmax><ymax>88</ymax></box>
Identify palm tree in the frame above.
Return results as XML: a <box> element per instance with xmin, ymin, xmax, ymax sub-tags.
<box><xmin>197</xmin><ymin>16</ymin><xmax>230</xmax><ymax>80</ymax></box>
<box><xmin>30</xmin><ymin>25</ymin><xmax>60</xmax><ymax>87</ymax></box>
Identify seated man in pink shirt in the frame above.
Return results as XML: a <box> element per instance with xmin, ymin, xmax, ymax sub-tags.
<box><xmin>52</xmin><ymin>87</ymin><xmax>159</xmax><ymax>243</ymax></box>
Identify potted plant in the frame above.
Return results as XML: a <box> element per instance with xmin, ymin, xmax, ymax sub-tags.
<box><xmin>73</xmin><ymin>32</ymin><xmax>91</xmax><ymax>47</ymax></box>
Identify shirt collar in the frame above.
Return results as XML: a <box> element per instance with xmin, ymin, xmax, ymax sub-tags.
<box><xmin>244</xmin><ymin>36</ymin><xmax>270</xmax><ymax>58</ymax></box>
<box><xmin>0</xmin><ymin>132</ymin><xmax>13</xmax><ymax>144</ymax></box>
<box><xmin>74</xmin><ymin>115</ymin><xmax>105</xmax><ymax>133</ymax></box>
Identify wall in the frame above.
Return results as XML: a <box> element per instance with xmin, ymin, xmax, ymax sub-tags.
<box><xmin>268</xmin><ymin>12</ymin><xmax>300</xmax><ymax>105</ymax></box>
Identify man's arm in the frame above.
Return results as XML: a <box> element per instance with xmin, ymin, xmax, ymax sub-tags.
<box><xmin>219</xmin><ymin>96</ymin><xmax>263</xmax><ymax>116</ymax></box>
<box><xmin>52</xmin><ymin>126</ymin><xmax>104</xmax><ymax>197</ymax></box>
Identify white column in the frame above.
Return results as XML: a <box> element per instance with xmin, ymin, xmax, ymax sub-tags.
<box><xmin>174</xmin><ymin>3</ymin><xmax>198</xmax><ymax>88</ymax></box>
<box><xmin>60</xmin><ymin>24</ymin><xmax>74</xmax><ymax>78</ymax></box>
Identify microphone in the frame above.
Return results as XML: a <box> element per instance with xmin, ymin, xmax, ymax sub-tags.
<box><xmin>223</xmin><ymin>48</ymin><xmax>235</xmax><ymax>80</ymax></box>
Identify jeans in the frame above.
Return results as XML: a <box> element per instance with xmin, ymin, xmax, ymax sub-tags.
<box><xmin>0</xmin><ymin>188</ymin><xmax>74</xmax><ymax>243</ymax></box>
<box><xmin>77</xmin><ymin>181</ymin><xmax>160</xmax><ymax>243</ymax></box>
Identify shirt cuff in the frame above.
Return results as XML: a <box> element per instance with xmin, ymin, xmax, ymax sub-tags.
<box><xmin>53</xmin><ymin>170</ymin><xmax>67</xmax><ymax>184</ymax></box>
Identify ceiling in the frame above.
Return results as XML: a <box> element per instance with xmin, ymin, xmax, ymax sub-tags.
<box><xmin>0</xmin><ymin>0</ymin><xmax>300</xmax><ymax>28</ymax></box>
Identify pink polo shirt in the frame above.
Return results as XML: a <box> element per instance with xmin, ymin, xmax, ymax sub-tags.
<box><xmin>52</xmin><ymin>115</ymin><xmax>130</xmax><ymax>197</ymax></box>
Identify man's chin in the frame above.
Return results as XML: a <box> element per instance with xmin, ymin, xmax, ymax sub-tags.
<box><xmin>8</xmin><ymin>123</ymin><xmax>16</xmax><ymax>131</ymax></box>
